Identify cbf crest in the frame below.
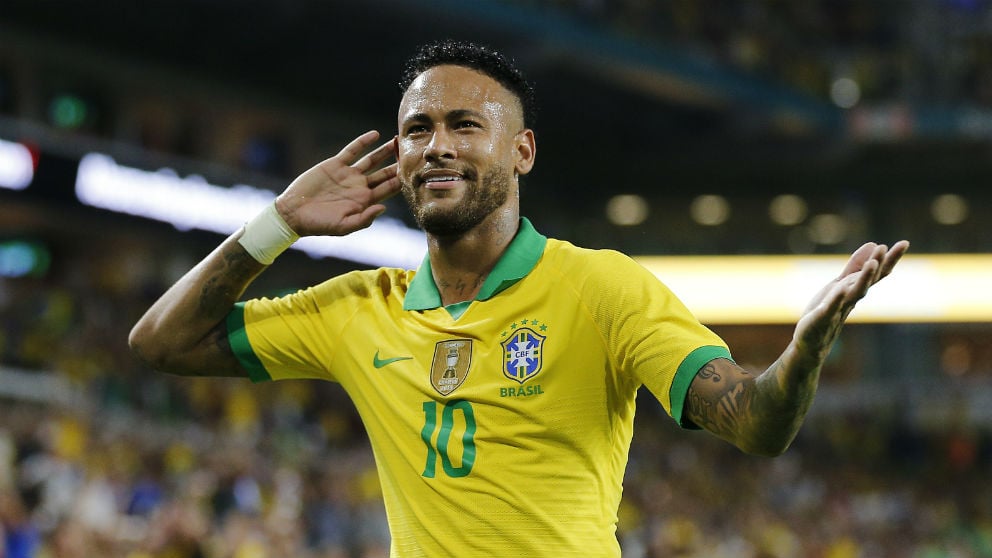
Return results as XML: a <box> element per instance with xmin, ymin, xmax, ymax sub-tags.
<box><xmin>430</xmin><ymin>339</ymin><xmax>473</xmax><ymax>395</ymax></box>
<box><xmin>501</xmin><ymin>327</ymin><xmax>546</xmax><ymax>384</ymax></box>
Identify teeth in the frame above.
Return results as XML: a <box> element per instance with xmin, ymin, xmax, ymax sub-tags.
<box><xmin>425</xmin><ymin>176</ymin><xmax>460</xmax><ymax>182</ymax></box>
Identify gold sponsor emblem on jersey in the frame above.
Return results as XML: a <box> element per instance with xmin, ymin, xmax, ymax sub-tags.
<box><xmin>430</xmin><ymin>339</ymin><xmax>473</xmax><ymax>395</ymax></box>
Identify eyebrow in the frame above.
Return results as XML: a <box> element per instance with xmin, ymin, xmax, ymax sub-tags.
<box><xmin>400</xmin><ymin>109</ymin><xmax>489</xmax><ymax>128</ymax></box>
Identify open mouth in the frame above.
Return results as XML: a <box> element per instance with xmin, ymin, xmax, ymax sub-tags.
<box><xmin>424</xmin><ymin>175</ymin><xmax>462</xmax><ymax>186</ymax></box>
<box><xmin>420</xmin><ymin>169</ymin><xmax>470</xmax><ymax>189</ymax></box>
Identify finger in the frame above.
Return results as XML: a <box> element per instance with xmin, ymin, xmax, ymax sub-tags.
<box><xmin>354</xmin><ymin>136</ymin><xmax>398</xmax><ymax>174</ymax></box>
<box><xmin>342</xmin><ymin>204</ymin><xmax>388</xmax><ymax>232</ymax></box>
<box><xmin>336</xmin><ymin>130</ymin><xmax>381</xmax><ymax>164</ymax></box>
<box><xmin>863</xmin><ymin>244</ymin><xmax>888</xmax><ymax>285</ymax></box>
<box><xmin>849</xmin><ymin>258</ymin><xmax>880</xmax><ymax>300</ymax></box>
<box><xmin>366</xmin><ymin>163</ymin><xmax>397</xmax><ymax>187</ymax></box>
<box><xmin>339</xmin><ymin>204</ymin><xmax>386</xmax><ymax>233</ymax></box>
<box><xmin>816</xmin><ymin>284</ymin><xmax>848</xmax><ymax>318</ymax></box>
<box><xmin>838</xmin><ymin>242</ymin><xmax>878</xmax><ymax>278</ymax></box>
<box><xmin>877</xmin><ymin>240</ymin><xmax>910</xmax><ymax>280</ymax></box>
<box><xmin>363</xmin><ymin>204</ymin><xmax>388</xmax><ymax>223</ymax></box>
<box><xmin>368</xmin><ymin>175</ymin><xmax>402</xmax><ymax>204</ymax></box>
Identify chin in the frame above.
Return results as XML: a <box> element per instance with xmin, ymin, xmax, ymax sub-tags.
<box><xmin>417</xmin><ymin>207</ymin><xmax>483</xmax><ymax>237</ymax></box>
<box><xmin>418</xmin><ymin>215</ymin><xmax>468</xmax><ymax>237</ymax></box>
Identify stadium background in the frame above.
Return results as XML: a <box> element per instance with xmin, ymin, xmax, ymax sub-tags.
<box><xmin>2</xmin><ymin>1</ymin><xmax>992</xmax><ymax>556</ymax></box>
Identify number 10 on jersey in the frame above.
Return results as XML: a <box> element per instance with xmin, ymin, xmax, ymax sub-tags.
<box><xmin>421</xmin><ymin>400</ymin><xmax>477</xmax><ymax>478</ymax></box>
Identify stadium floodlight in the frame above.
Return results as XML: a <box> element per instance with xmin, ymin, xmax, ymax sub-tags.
<box><xmin>636</xmin><ymin>253</ymin><xmax>992</xmax><ymax>324</ymax></box>
<box><xmin>0</xmin><ymin>138</ymin><xmax>35</xmax><ymax>191</ymax></box>
<box><xmin>75</xmin><ymin>152</ymin><xmax>426</xmax><ymax>269</ymax></box>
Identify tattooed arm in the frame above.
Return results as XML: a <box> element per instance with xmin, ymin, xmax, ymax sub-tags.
<box><xmin>128</xmin><ymin>235</ymin><xmax>266</xmax><ymax>377</ymax></box>
<box><xmin>128</xmin><ymin>131</ymin><xmax>401</xmax><ymax>377</ymax></box>
<box><xmin>684</xmin><ymin>357</ymin><xmax>817</xmax><ymax>456</ymax></box>
<box><xmin>685</xmin><ymin>240</ymin><xmax>910</xmax><ymax>456</ymax></box>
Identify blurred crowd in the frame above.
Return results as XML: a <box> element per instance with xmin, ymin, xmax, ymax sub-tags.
<box><xmin>4</xmin><ymin>0</ymin><xmax>992</xmax><ymax>261</ymax></box>
<box><xmin>9</xmin><ymin>0</ymin><xmax>992</xmax><ymax>175</ymax></box>
<box><xmin>4</xmin><ymin>396</ymin><xmax>992</xmax><ymax>558</ymax></box>
<box><xmin>3</xmin><ymin>2</ymin><xmax>992</xmax><ymax>556</ymax></box>
<box><xmin>0</xmin><ymin>242</ymin><xmax>393</xmax><ymax>558</ymax></box>
<box><xmin>521</xmin><ymin>0</ymin><xmax>992</xmax><ymax>108</ymax></box>
<box><xmin>0</xmin><ymin>234</ymin><xmax>991</xmax><ymax>558</ymax></box>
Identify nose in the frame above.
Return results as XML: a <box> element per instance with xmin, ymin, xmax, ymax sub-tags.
<box><xmin>424</xmin><ymin>129</ymin><xmax>456</xmax><ymax>162</ymax></box>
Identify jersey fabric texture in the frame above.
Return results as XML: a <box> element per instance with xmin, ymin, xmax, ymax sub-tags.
<box><xmin>226</xmin><ymin>217</ymin><xmax>731</xmax><ymax>558</ymax></box>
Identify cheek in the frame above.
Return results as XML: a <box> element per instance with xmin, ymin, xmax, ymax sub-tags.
<box><xmin>396</xmin><ymin>145</ymin><xmax>419</xmax><ymax>176</ymax></box>
<box><xmin>489</xmin><ymin>137</ymin><xmax>517</xmax><ymax>167</ymax></box>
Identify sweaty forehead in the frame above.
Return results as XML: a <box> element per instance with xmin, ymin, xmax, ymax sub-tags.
<box><xmin>398</xmin><ymin>65</ymin><xmax>523</xmax><ymax>127</ymax></box>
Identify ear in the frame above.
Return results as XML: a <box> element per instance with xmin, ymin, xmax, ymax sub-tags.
<box><xmin>513</xmin><ymin>129</ymin><xmax>537</xmax><ymax>176</ymax></box>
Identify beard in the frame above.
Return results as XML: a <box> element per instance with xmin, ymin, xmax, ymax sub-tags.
<box><xmin>402</xmin><ymin>164</ymin><xmax>513</xmax><ymax>237</ymax></box>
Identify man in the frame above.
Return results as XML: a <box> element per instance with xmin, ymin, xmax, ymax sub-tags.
<box><xmin>129</xmin><ymin>40</ymin><xmax>909</xmax><ymax>557</ymax></box>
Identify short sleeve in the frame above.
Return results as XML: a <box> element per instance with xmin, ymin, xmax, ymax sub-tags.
<box><xmin>226</xmin><ymin>286</ymin><xmax>341</xmax><ymax>383</ymax></box>
<box><xmin>589</xmin><ymin>251</ymin><xmax>731</xmax><ymax>427</ymax></box>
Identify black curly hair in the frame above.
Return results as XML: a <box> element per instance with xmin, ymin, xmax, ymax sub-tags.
<box><xmin>399</xmin><ymin>40</ymin><xmax>538</xmax><ymax>128</ymax></box>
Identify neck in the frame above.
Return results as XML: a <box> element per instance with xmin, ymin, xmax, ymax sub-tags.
<box><xmin>427</xmin><ymin>207</ymin><xmax>519</xmax><ymax>306</ymax></box>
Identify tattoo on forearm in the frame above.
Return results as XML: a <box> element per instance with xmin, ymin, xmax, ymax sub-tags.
<box><xmin>687</xmin><ymin>362</ymin><xmax>755</xmax><ymax>438</ymax></box>
<box><xmin>687</xmin><ymin>358</ymin><xmax>818</xmax><ymax>453</ymax></box>
<box><xmin>198</xmin><ymin>248</ymin><xmax>262</xmax><ymax>316</ymax></box>
<box><xmin>207</xmin><ymin>321</ymin><xmax>234</xmax><ymax>357</ymax></box>
<box><xmin>696</xmin><ymin>363</ymin><xmax>721</xmax><ymax>383</ymax></box>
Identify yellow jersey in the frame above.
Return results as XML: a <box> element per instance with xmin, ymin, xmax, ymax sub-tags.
<box><xmin>227</xmin><ymin>218</ymin><xmax>730</xmax><ymax>557</ymax></box>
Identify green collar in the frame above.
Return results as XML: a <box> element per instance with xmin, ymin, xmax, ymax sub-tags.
<box><xmin>404</xmin><ymin>217</ymin><xmax>547</xmax><ymax>311</ymax></box>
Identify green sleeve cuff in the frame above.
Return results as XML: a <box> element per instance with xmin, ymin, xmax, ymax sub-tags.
<box><xmin>226</xmin><ymin>302</ymin><xmax>273</xmax><ymax>383</ymax></box>
<box><xmin>669</xmin><ymin>345</ymin><xmax>733</xmax><ymax>429</ymax></box>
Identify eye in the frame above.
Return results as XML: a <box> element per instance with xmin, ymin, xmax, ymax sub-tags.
<box><xmin>404</xmin><ymin>124</ymin><xmax>430</xmax><ymax>136</ymax></box>
<box><xmin>455</xmin><ymin>120</ymin><xmax>482</xmax><ymax>130</ymax></box>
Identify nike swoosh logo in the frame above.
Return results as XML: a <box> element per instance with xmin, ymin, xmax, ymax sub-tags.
<box><xmin>373</xmin><ymin>350</ymin><xmax>413</xmax><ymax>369</ymax></box>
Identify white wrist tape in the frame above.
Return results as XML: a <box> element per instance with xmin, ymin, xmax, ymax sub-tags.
<box><xmin>238</xmin><ymin>202</ymin><xmax>300</xmax><ymax>265</ymax></box>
